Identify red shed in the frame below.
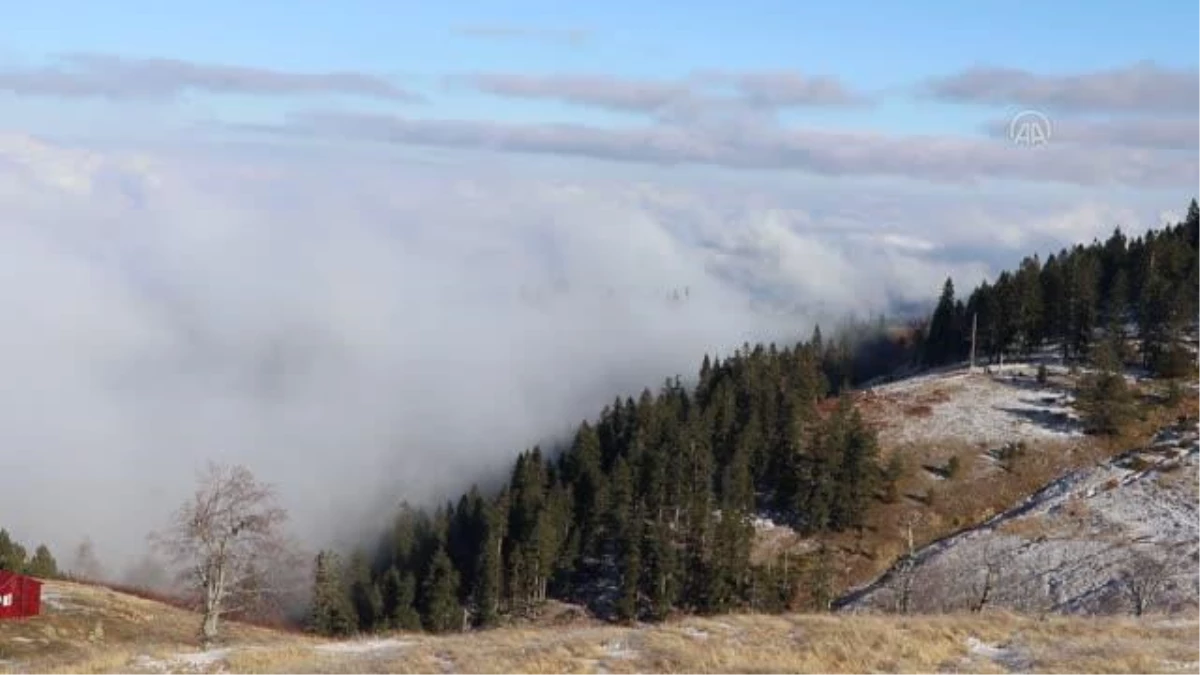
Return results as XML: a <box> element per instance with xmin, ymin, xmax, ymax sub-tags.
<box><xmin>0</xmin><ymin>571</ymin><xmax>42</xmax><ymax>619</ymax></box>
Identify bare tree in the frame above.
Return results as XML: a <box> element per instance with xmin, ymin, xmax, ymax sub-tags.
<box><xmin>1120</xmin><ymin>550</ymin><xmax>1170</xmax><ymax>617</ymax></box>
<box><xmin>894</xmin><ymin>511</ymin><xmax>925</xmax><ymax>615</ymax></box>
<box><xmin>151</xmin><ymin>462</ymin><xmax>295</xmax><ymax>647</ymax></box>
<box><xmin>70</xmin><ymin>537</ymin><xmax>106</xmax><ymax>581</ymax></box>
<box><xmin>971</xmin><ymin>542</ymin><xmax>1002</xmax><ymax>613</ymax></box>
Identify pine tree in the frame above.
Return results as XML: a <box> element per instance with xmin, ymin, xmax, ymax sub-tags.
<box><xmin>1077</xmin><ymin>336</ymin><xmax>1137</xmax><ymax>435</ymax></box>
<box><xmin>1014</xmin><ymin>256</ymin><xmax>1044</xmax><ymax>354</ymax></box>
<box><xmin>471</xmin><ymin>496</ymin><xmax>503</xmax><ymax>627</ymax></box>
<box><xmin>26</xmin><ymin>544</ymin><xmax>58</xmax><ymax>579</ymax></box>
<box><xmin>0</xmin><ymin>530</ymin><xmax>27</xmax><ymax>573</ymax></box>
<box><xmin>1187</xmin><ymin>198</ymin><xmax>1199</xmax><ymax>249</ymax></box>
<box><xmin>537</xmin><ymin>480</ymin><xmax>573</xmax><ymax>601</ymax></box>
<box><xmin>380</xmin><ymin>566</ymin><xmax>422</xmax><ymax>630</ymax></box>
<box><xmin>1066</xmin><ymin>252</ymin><xmax>1100</xmax><ymax>359</ymax></box>
<box><xmin>420</xmin><ymin>547</ymin><xmax>461</xmax><ymax>633</ymax></box>
<box><xmin>348</xmin><ymin>552</ymin><xmax>383</xmax><ymax>632</ymax></box>
<box><xmin>564</xmin><ymin>422</ymin><xmax>607</xmax><ymax>562</ymax></box>
<box><xmin>1040</xmin><ymin>255</ymin><xmax>1068</xmax><ymax>350</ymax></box>
<box><xmin>308</xmin><ymin>551</ymin><xmax>357</xmax><ymax>636</ymax></box>
<box><xmin>711</xmin><ymin>446</ymin><xmax>754</xmax><ymax>611</ymax></box>
<box><xmin>642</xmin><ymin>517</ymin><xmax>679</xmax><ymax>621</ymax></box>
<box><xmin>615</xmin><ymin>511</ymin><xmax>642</xmax><ymax>623</ymax></box>
<box><xmin>831</xmin><ymin>402</ymin><xmax>879</xmax><ymax>530</ymax></box>
<box><xmin>607</xmin><ymin>456</ymin><xmax>635</xmax><ymax>546</ymax></box>
<box><xmin>924</xmin><ymin>278</ymin><xmax>963</xmax><ymax>365</ymax></box>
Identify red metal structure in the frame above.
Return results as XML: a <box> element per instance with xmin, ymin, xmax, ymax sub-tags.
<box><xmin>0</xmin><ymin>571</ymin><xmax>43</xmax><ymax>619</ymax></box>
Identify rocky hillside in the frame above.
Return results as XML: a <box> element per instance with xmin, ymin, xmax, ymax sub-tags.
<box><xmin>835</xmin><ymin>419</ymin><xmax>1199</xmax><ymax>616</ymax></box>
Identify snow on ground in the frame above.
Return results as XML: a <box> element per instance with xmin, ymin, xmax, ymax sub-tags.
<box><xmin>39</xmin><ymin>588</ymin><xmax>85</xmax><ymax>613</ymax></box>
<box><xmin>312</xmin><ymin>637</ymin><xmax>414</xmax><ymax>654</ymax></box>
<box><xmin>861</xmin><ymin>365</ymin><xmax>1084</xmax><ymax>448</ymax></box>
<box><xmin>836</xmin><ymin>422</ymin><xmax>1200</xmax><ymax>616</ymax></box>
<box><xmin>130</xmin><ymin>648</ymin><xmax>237</xmax><ymax>674</ymax></box>
<box><xmin>964</xmin><ymin>636</ymin><xmax>1031</xmax><ymax>671</ymax></box>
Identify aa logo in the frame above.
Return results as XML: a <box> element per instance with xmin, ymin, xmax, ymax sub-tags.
<box><xmin>1008</xmin><ymin>110</ymin><xmax>1052</xmax><ymax>148</ymax></box>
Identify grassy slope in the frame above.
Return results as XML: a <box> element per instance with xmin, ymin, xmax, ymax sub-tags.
<box><xmin>778</xmin><ymin>363</ymin><xmax>1199</xmax><ymax>607</ymax></box>
<box><xmin>3</xmin><ymin>363</ymin><xmax>1194</xmax><ymax>674</ymax></box>
<box><xmin>0</xmin><ymin>579</ymin><xmax>299</xmax><ymax>673</ymax></box>
<box><xmin>0</xmin><ymin>580</ymin><xmax>1196</xmax><ymax>673</ymax></box>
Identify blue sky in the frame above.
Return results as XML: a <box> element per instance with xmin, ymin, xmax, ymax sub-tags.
<box><xmin>2</xmin><ymin>0</ymin><xmax>1196</xmax><ymax>137</ymax></box>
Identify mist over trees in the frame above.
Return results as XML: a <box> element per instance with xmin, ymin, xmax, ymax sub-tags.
<box><xmin>303</xmin><ymin>199</ymin><xmax>1198</xmax><ymax>636</ymax></box>
<box><xmin>307</xmin><ymin>329</ymin><xmax>890</xmax><ymax>632</ymax></box>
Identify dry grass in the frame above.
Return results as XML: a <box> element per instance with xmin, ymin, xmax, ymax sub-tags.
<box><xmin>225</xmin><ymin>612</ymin><xmax>1198</xmax><ymax>674</ymax></box>
<box><xmin>0</xmin><ymin>580</ymin><xmax>301</xmax><ymax>674</ymax></box>
<box><xmin>774</xmin><ymin>374</ymin><xmax>1200</xmax><ymax>607</ymax></box>
<box><xmin>5</xmin><ymin>581</ymin><xmax>1195</xmax><ymax>674</ymax></box>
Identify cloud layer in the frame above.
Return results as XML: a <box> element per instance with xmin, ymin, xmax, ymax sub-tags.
<box><xmin>0</xmin><ymin>42</ymin><xmax>1193</xmax><ymax>581</ymax></box>
<box><xmin>928</xmin><ymin>62</ymin><xmax>1199</xmax><ymax>114</ymax></box>
<box><xmin>456</xmin><ymin>69</ymin><xmax>867</xmax><ymax>114</ymax></box>
<box><xmin>0</xmin><ymin>53</ymin><xmax>421</xmax><ymax>102</ymax></box>
<box><xmin>4</xmin><ymin>131</ymin><xmax>1171</xmax><ymax>575</ymax></box>
<box><xmin>242</xmin><ymin>109</ymin><xmax>1195</xmax><ymax>187</ymax></box>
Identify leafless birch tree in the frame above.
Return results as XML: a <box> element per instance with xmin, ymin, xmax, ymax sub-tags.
<box><xmin>151</xmin><ymin>462</ymin><xmax>296</xmax><ymax>647</ymax></box>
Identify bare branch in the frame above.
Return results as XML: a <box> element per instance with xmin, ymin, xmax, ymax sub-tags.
<box><xmin>149</xmin><ymin>462</ymin><xmax>298</xmax><ymax>646</ymax></box>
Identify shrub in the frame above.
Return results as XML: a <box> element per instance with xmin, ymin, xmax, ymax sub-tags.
<box><xmin>945</xmin><ymin>455</ymin><xmax>962</xmax><ymax>479</ymax></box>
<box><xmin>1153</xmin><ymin>344</ymin><xmax>1195</xmax><ymax>379</ymax></box>
<box><xmin>1164</xmin><ymin>379</ymin><xmax>1183</xmax><ymax>407</ymax></box>
<box><xmin>1077</xmin><ymin>371</ymin><xmax>1136</xmax><ymax>435</ymax></box>
<box><xmin>880</xmin><ymin>453</ymin><xmax>906</xmax><ymax>503</ymax></box>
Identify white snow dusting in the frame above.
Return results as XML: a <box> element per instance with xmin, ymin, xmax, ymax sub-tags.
<box><xmin>312</xmin><ymin>637</ymin><xmax>414</xmax><ymax>654</ymax></box>
<box><xmin>863</xmin><ymin>365</ymin><xmax>1084</xmax><ymax>447</ymax></box>
<box><xmin>839</xmin><ymin>421</ymin><xmax>1199</xmax><ymax>615</ymax></box>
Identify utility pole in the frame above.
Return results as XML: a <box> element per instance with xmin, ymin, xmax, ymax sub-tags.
<box><xmin>969</xmin><ymin>312</ymin><xmax>978</xmax><ymax>372</ymax></box>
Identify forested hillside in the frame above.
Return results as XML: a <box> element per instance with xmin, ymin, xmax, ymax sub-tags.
<box><xmin>310</xmin><ymin>339</ymin><xmax>883</xmax><ymax>634</ymax></box>
<box><xmin>308</xmin><ymin>199</ymin><xmax>1200</xmax><ymax>636</ymax></box>
<box><xmin>924</xmin><ymin>200</ymin><xmax>1200</xmax><ymax>375</ymax></box>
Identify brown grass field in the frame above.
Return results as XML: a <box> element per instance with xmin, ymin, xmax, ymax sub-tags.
<box><xmin>0</xmin><ymin>580</ymin><xmax>1196</xmax><ymax>674</ymax></box>
<box><xmin>769</xmin><ymin>370</ymin><xmax>1200</xmax><ymax>608</ymax></box>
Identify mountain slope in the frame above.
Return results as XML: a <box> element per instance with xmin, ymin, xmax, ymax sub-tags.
<box><xmin>1</xmin><ymin>579</ymin><xmax>1196</xmax><ymax>673</ymax></box>
<box><xmin>835</xmin><ymin>419</ymin><xmax>1199</xmax><ymax>615</ymax></box>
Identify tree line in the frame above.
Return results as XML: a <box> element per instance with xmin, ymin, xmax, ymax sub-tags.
<box><xmin>309</xmin><ymin>336</ymin><xmax>887</xmax><ymax>634</ymax></box>
<box><xmin>923</xmin><ymin>199</ymin><xmax>1199</xmax><ymax>376</ymax></box>
<box><xmin>0</xmin><ymin>528</ymin><xmax>59</xmax><ymax>579</ymax></box>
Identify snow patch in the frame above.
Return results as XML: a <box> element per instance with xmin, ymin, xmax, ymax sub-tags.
<box><xmin>601</xmin><ymin>639</ymin><xmax>637</xmax><ymax>660</ymax></box>
<box><xmin>313</xmin><ymin>637</ymin><xmax>414</xmax><ymax>654</ymax></box>
<box><xmin>864</xmin><ymin>367</ymin><xmax>1083</xmax><ymax>447</ymax></box>
<box><xmin>838</xmin><ymin>422</ymin><xmax>1199</xmax><ymax>616</ymax></box>
<box><xmin>130</xmin><ymin>649</ymin><xmax>234</xmax><ymax>674</ymax></box>
<box><xmin>39</xmin><ymin>589</ymin><xmax>83</xmax><ymax>612</ymax></box>
<box><xmin>965</xmin><ymin>637</ymin><xmax>1031</xmax><ymax>672</ymax></box>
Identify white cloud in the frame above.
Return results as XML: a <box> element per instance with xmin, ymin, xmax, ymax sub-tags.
<box><xmin>0</xmin><ymin>134</ymin><xmax>1182</xmax><ymax>574</ymax></box>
